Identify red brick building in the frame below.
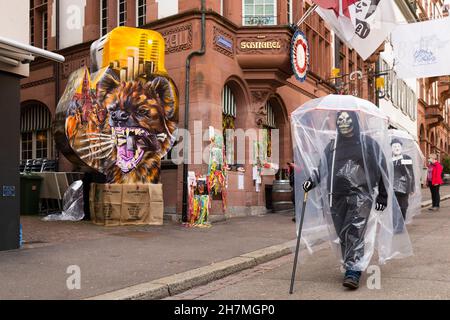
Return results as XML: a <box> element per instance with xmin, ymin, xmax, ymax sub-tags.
<box><xmin>20</xmin><ymin>0</ymin><xmax>382</xmax><ymax>218</ymax></box>
<box><xmin>413</xmin><ymin>0</ymin><xmax>450</xmax><ymax>163</ymax></box>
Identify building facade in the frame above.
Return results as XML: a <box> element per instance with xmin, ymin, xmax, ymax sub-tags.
<box><xmin>413</xmin><ymin>0</ymin><xmax>450</xmax><ymax>162</ymax></box>
<box><xmin>20</xmin><ymin>0</ymin><xmax>393</xmax><ymax>218</ymax></box>
<box><xmin>378</xmin><ymin>0</ymin><xmax>419</xmax><ymax>138</ymax></box>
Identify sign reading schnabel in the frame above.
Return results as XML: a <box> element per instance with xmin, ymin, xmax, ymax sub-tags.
<box><xmin>240</xmin><ymin>40</ymin><xmax>281</xmax><ymax>50</ymax></box>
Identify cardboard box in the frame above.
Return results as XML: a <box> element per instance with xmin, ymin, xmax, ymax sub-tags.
<box><xmin>120</xmin><ymin>184</ymin><xmax>150</xmax><ymax>225</ymax></box>
<box><xmin>90</xmin><ymin>183</ymin><xmax>164</xmax><ymax>226</ymax></box>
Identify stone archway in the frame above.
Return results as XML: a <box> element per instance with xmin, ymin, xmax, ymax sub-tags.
<box><xmin>20</xmin><ymin>100</ymin><xmax>53</xmax><ymax>161</ymax></box>
<box><xmin>266</xmin><ymin>94</ymin><xmax>289</xmax><ymax>172</ymax></box>
<box><xmin>419</xmin><ymin>124</ymin><xmax>426</xmax><ymax>159</ymax></box>
<box><xmin>221</xmin><ymin>76</ymin><xmax>251</xmax><ymax>167</ymax></box>
<box><xmin>430</xmin><ymin>131</ymin><xmax>436</xmax><ymax>155</ymax></box>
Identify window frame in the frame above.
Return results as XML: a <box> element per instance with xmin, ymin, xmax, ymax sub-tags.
<box><xmin>287</xmin><ymin>0</ymin><xmax>293</xmax><ymax>24</ymax></box>
<box><xmin>136</xmin><ymin>0</ymin><xmax>146</xmax><ymax>27</ymax></box>
<box><xmin>117</xmin><ymin>0</ymin><xmax>127</xmax><ymax>27</ymax></box>
<box><xmin>20</xmin><ymin>130</ymin><xmax>52</xmax><ymax>161</ymax></box>
<box><xmin>242</xmin><ymin>0</ymin><xmax>277</xmax><ymax>26</ymax></box>
<box><xmin>42</xmin><ymin>10</ymin><xmax>48</xmax><ymax>50</ymax></box>
<box><xmin>100</xmin><ymin>0</ymin><xmax>108</xmax><ymax>36</ymax></box>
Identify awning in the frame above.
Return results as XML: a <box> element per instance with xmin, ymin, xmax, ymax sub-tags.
<box><xmin>0</xmin><ymin>36</ymin><xmax>64</xmax><ymax>77</ymax></box>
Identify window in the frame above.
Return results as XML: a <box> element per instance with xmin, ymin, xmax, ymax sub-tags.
<box><xmin>30</xmin><ymin>3</ymin><xmax>35</xmax><ymax>46</ymax></box>
<box><xmin>287</xmin><ymin>0</ymin><xmax>293</xmax><ymax>24</ymax></box>
<box><xmin>100</xmin><ymin>0</ymin><xmax>108</xmax><ymax>36</ymax></box>
<box><xmin>263</xmin><ymin>101</ymin><xmax>276</xmax><ymax>158</ymax></box>
<box><xmin>42</xmin><ymin>10</ymin><xmax>48</xmax><ymax>49</ymax></box>
<box><xmin>20</xmin><ymin>103</ymin><xmax>53</xmax><ymax>161</ymax></box>
<box><xmin>36</xmin><ymin>130</ymin><xmax>48</xmax><ymax>159</ymax></box>
<box><xmin>392</xmin><ymin>72</ymin><xmax>397</xmax><ymax>106</ymax></box>
<box><xmin>222</xmin><ymin>85</ymin><xmax>237</xmax><ymax>165</ymax></box>
<box><xmin>137</xmin><ymin>0</ymin><xmax>146</xmax><ymax>26</ymax></box>
<box><xmin>118</xmin><ymin>0</ymin><xmax>127</xmax><ymax>26</ymax></box>
<box><xmin>381</xmin><ymin>59</ymin><xmax>391</xmax><ymax>99</ymax></box>
<box><xmin>21</xmin><ymin>132</ymin><xmax>33</xmax><ymax>161</ymax></box>
<box><xmin>242</xmin><ymin>0</ymin><xmax>277</xmax><ymax>26</ymax></box>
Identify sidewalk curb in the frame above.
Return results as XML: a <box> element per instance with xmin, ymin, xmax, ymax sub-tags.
<box><xmin>86</xmin><ymin>240</ymin><xmax>297</xmax><ymax>300</ymax></box>
<box><xmin>421</xmin><ymin>193</ymin><xmax>450</xmax><ymax>208</ymax></box>
<box><xmin>87</xmin><ymin>195</ymin><xmax>450</xmax><ymax>300</ymax></box>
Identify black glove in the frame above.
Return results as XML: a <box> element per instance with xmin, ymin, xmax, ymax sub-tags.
<box><xmin>375</xmin><ymin>195</ymin><xmax>387</xmax><ymax>211</ymax></box>
<box><xmin>302</xmin><ymin>179</ymin><xmax>314</xmax><ymax>192</ymax></box>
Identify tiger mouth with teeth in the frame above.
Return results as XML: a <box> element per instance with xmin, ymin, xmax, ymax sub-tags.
<box><xmin>112</xmin><ymin>127</ymin><xmax>162</xmax><ymax>173</ymax></box>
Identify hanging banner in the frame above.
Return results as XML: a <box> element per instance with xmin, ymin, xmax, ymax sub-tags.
<box><xmin>313</xmin><ymin>0</ymin><xmax>357</xmax><ymax>41</ymax></box>
<box><xmin>392</xmin><ymin>17</ymin><xmax>450</xmax><ymax>79</ymax></box>
<box><xmin>291</xmin><ymin>29</ymin><xmax>310</xmax><ymax>82</ymax></box>
<box><xmin>317</xmin><ymin>0</ymin><xmax>397</xmax><ymax>60</ymax></box>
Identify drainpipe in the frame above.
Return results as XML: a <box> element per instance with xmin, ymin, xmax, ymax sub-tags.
<box><xmin>182</xmin><ymin>0</ymin><xmax>206</xmax><ymax>222</ymax></box>
<box><xmin>55</xmin><ymin>0</ymin><xmax>61</xmax><ymax>166</ymax></box>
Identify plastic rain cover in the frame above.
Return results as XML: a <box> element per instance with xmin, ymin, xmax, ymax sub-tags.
<box><xmin>389</xmin><ymin>129</ymin><xmax>425</xmax><ymax>226</ymax></box>
<box><xmin>42</xmin><ymin>180</ymin><xmax>85</xmax><ymax>221</ymax></box>
<box><xmin>291</xmin><ymin>95</ymin><xmax>413</xmax><ymax>272</ymax></box>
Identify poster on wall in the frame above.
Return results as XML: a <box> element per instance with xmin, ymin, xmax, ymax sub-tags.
<box><xmin>54</xmin><ymin>27</ymin><xmax>179</xmax><ymax>184</ymax></box>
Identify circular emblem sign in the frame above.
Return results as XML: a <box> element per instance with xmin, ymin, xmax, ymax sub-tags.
<box><xmin>291</xmin><ymin>30</ymin><xmax>310</xmax><ymax>82</ymax></box>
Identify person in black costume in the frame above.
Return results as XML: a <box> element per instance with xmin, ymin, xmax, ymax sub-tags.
<box><xmin>391</xmin><ymin>139</ymin><xmax>415</xmax><ymax>232</ymax></box>
<box><xmin>302</xmin><ymin>111</ymin><xmax>388</xmax><ymax>290</ymax></box>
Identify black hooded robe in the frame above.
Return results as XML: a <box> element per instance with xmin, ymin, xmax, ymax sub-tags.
<box><xmin>309</xmin><ymin>111</ymin><xmax>388</xmax><ymax>271</ymax></box>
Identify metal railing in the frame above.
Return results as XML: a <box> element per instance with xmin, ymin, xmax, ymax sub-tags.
<box><xmin>243</xmin><ymin>15</ymin><xmax>277</xmax><ymax>26</ymax></box>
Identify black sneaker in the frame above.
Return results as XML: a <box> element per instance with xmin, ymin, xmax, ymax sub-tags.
<box><xmin>343</xmin><ymin>270</ymin><xmax>362</xmax><ymax>290</ymax></box>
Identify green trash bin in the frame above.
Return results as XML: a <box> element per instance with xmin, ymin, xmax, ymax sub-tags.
<box><xmin>20</xmin><ymin>174</ymin><xmax>43</xmax><ymax>215</ymax></box>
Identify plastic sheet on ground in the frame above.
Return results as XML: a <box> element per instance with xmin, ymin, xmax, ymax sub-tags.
<box><xmin>42</xmin><ymin>180</ymin><xmax>84</xmax><ymax>221</ymax></box>
<box><xmin>291</xmin><ymin>95</ymin><xmax>413</xmax><ymax>272</ymax></box>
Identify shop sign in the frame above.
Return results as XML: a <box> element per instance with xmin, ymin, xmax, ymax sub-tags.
<box><xmin>291</xmin><ymin>30</ymin><xmax>309</xmax><ymax>82</ymax></box>
<box><xmin>240</xmin><ymin>40</ymin><xmax>281</xmax><ymax>50</ymax></box>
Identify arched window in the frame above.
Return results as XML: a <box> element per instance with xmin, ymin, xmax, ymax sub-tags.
<box><xmin>222</xmin><ymin>85</ymin><xmax>237</xmax><ymax>165</ymax></box>
<box><xmin>20</xmin><ymin>103</ymin><xmax>53</xmax><ymax>160</ymax></box>
<box><xmin>262</xmin><ymin>100</ymin><xmax>277</xmax><ymax>158</ymax></box>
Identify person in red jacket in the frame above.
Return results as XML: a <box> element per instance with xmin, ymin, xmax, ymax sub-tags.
<box><xmin>427</xmin><ymin>153</ymin><xmax>443</xmax><ymax>211</ymax></box>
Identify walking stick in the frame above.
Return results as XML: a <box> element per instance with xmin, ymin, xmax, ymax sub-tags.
<box><xmin>289</xmin><ymin>191</ymin><xmax>308</xmax><ymax>294</ymax></box>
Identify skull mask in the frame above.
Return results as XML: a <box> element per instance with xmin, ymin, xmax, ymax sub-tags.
<box><xmin>391</xmin><ymin>142</ymin><xmax>403</xmax><ymax>157</ymax></box>
<box><xmin>336</xmin><ymin>111</ymin><xmax>354</xmax><ymax>137</ymax></box>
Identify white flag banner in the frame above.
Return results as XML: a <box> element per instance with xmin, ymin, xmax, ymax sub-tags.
<box><xmin>392</xmin><ymin>17</ymin><xmax>450</xmax><ymax>79</ymax></box>
<box><xmin>317</xmin><ymin>0</ymin><xmax>397</xmax><ymax>60</ymax></box>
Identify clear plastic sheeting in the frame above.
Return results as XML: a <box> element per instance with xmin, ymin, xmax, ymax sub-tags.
<box><xmin>42</xmin><ymin>180</ymin><xmax>85</xmax><ymax>221</ymax></box>
<box><xmin>291</xmin><ymin>95</ymin><xmax>413</xmax><ymax>272</ymax></box>
<box><xmin>389</xmin><ymin>129</ymin><xmax>424</xmax><ymax>226</ymax></box>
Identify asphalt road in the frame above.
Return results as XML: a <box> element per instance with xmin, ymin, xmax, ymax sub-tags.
<box><xmin>168</xmin><ymin>203</ymin><xmax>450</xmax><ymax>300</ymax></box>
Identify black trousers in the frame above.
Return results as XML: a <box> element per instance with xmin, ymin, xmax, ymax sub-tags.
<box><xmin>393</xmin><ymin>192</ymin><xmax>408</xmax><ymax>233</ymax></box>
<box><xmin>395</xmin><ymin>192</ymin><xmax>409</xmax><ymax>220</ymax></box>
<box><xmin>330</xmin><ymin>193</ymin><xmax>372</xmax><ymax>271</ymax></box>
<box><xmin>429</xmin><ymin>185</ymin><xmax>440</xmax><ymax>208</ymax></box>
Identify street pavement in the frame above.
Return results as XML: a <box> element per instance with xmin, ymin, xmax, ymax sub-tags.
<box><xmin>0</xmin><ymin>185</ymin><xmax>448</xmax><ymax>299</ymax></box>
<box><xmin>0</xmin><ymin>206</ymin><xmax>296</xmax><ymax>299</ymax></box>
<box><xmin>168</xmin><ymin>201</ymin><xmax>450</xmax><ymax>300</ymax></box>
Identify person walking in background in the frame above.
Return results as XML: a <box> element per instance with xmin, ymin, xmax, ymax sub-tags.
<box><xmin>427</xmin><ymin>153</ymin><xmax>443</xmax><ymax>211</ymax></box>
